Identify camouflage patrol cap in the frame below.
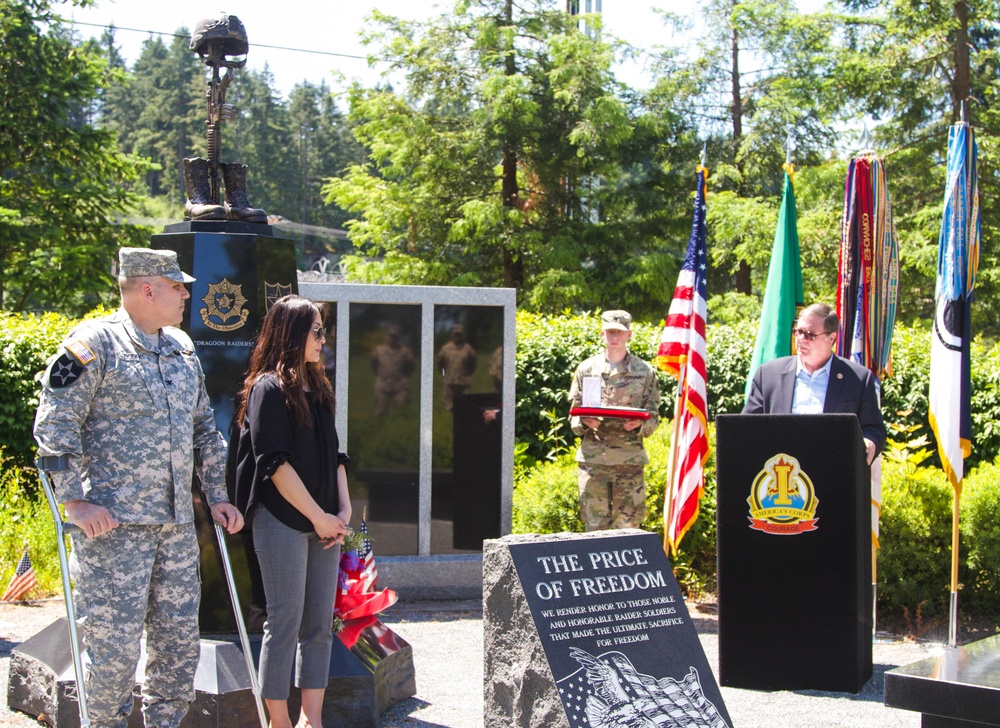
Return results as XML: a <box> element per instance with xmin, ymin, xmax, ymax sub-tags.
<box><xmin>118</xmin><ymin>247</ymin><xmax>195</xmax><ymax>283</ymax></box>
<box><xmin>601</xmin><ymin>310</ymin><xmax>632</xmax><ymax>331</ymax></box>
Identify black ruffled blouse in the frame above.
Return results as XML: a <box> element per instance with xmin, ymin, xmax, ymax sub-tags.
<box><xmin>228</xmin><ymin>374</ymin><xmax>349</xmax><ymax>533</ymax></box>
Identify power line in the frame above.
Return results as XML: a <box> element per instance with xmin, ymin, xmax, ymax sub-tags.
<box><xmin>69</xmin><ymin>20</ymin><xmax>368</xmax><ymax>61</ymax></box>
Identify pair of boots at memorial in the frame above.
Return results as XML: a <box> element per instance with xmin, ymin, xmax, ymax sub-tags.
<box><xmin>184</xmin><ymin>157</ymin><xmax>266</xmax><ymax>224</ymax></box>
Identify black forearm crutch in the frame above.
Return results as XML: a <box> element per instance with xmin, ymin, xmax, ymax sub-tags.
<box><xmin>212</xmin><ymin>522</ymin><xmax>268</xmax><ymax>728</ymax></box>
<box><xmin>36</xmin><ymin>455</ymin><xmax>89</xmax><ymax>728</ymax></box>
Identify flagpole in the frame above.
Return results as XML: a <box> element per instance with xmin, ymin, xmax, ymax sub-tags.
<box><xmin>656</xmin><ymin>153</ymin><xmax>710</xmax><ymax>561</ymax></box>
<box><xmin>949</xmin><ymin>486</ymin><xmax>961</xmax><ymax>646</ymax></box>
<box><xmin>663</xmin><ymin>363</ymin><xmax>687</xmax><ymax>557</ymax></box>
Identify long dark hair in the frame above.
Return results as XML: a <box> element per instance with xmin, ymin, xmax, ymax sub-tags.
<box><xmin>233</xmin><ymin>295</ymin><xmax>334</xmax><ymax>427</ymax></box>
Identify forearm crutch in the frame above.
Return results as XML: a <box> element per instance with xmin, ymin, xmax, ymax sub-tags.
<box><xmin>36</xmin><ymin>455</ymin><xmax>89</xmax><ymax>728</ymax></box>
<box><xmin>212</xmin><ymin>522</ymin><xmax>268</xmax><ymax>728</ymax></box>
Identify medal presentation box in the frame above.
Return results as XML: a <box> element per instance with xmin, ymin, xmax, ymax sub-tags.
<box><xmin>715</xmin><ymin>414</ymin><xmax>872</xmax><ymax>693</ymax></box>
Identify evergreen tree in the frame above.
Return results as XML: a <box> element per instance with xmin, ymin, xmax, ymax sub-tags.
<box><xmin>325</xmin><ymin>0</ymin><xmax>691</xmax><ymax>315</ymax></box>
<box><xmin>223</xmin><ymin>65</ymin><xmax>292</xmax><ymax>216</ymax></box>
<box><xmin>0</xmin><ymin>0</ymin><xmax>147</xmax><ymax>314</ymax></box>
<box><xmin>287</xmin><ymin>81</ymin><xmax>360</xmax><ymax>229</ymax></box>
<box><xmin>114</xmin><ymin>32</ymin><xmax>204</xmax><ymax>200</ymax></box>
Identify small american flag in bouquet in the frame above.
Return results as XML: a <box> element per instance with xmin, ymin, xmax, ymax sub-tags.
<box><xmin>333</xmin><ymin>514</ymin><xmax>397</xmax><ymax>646</ymax></box>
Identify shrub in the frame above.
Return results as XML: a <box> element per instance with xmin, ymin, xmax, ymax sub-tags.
<box><xmin>511</xmin><ymin>451</ymin><xmax>582</xmax><ymax>535</ymax></box>
<box><xmin>876</xmin><ymin>451</ymin><xmax>953</xmax><ymax>621</ymax></box>
<box><xmin>0</xmin><ymin>466</ymin><xmax>62</xmax><ymax>597</ymax></box>
<box><xmin>961</xmin><ymin>460</ymin><xmax>1000</xmax><ymax>615</ymax></box>
<box><xmin>880</xmin><ymin>322</ymin><xmax>1000</xmax><ymax>472</ymax></box>
<box><xmin>0</xmin><ymin>308</ymin><xmax>111</xmax><ymax>597</ymax></box>
<box><xmin>0</xmin><ymin>308</ymin><xmax>111</xmax><ymax>473</ymax></box>
<box><xmin>704</xmin><ymin>323</ymin><xmax>756</xmax><ymax>418</ymax></box>
<box><xmin>0</xmin><ymin>311</ymin><xmax>78</xmax><ymax>471</ymax></box>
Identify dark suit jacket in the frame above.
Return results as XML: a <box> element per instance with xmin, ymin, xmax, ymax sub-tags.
<box><xmin>743</xmin><ymin>355</ymin><xmax>886</xmax><ymax>452</ymax></box>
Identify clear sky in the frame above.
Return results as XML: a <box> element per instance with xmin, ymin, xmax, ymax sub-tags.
<box><xmin>64</xmin><ymin>0</ymin><xmax>676</xmax><ymax>97</ymax></box>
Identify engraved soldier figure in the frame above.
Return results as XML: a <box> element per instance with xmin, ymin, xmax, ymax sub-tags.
<box><xmin>569</xmin><ymin>310</ymin><xmax>661</xmax><ymax>531</ymax></box>
<box><xmin>371</xmin><ymin>324</ymin><xmax>416</xmax><ymax>416</ymax></box>
<box><xmin>33</xmin><ymin>248</ymin><xmax>244</xmax><ymax>728</ymax></box>
<box><xmin>436</xmin><ymin>323</ymin><xmax>477</xmax><ymax>411</ymax></box>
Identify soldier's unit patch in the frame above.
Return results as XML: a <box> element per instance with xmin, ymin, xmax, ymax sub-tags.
<box><xmin>200</xmin><ymin>278</ymin><xmax>249</xmax><ymax>332</ymax></box>
<box><xmin>66</xmin><ymin>339</ymin><xmax>96</xmax><ymax>366</ymax></box>
<box><xmin>48</xmin><ymin>353</ymin><xmax>84</xmax><ymax>389</ymax></box>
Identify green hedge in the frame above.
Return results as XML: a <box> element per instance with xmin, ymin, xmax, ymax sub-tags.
<box><xmin>515</xmin><ymin>313</ymin><xmax>1000</xmax><ymax>473</ymax></box>
<box><xmin>876</xmin><ymin>449</ymin><xmax>953</xmax><ymax>620</ymax></box>
<box><xmin>0</xmin><ymin>466</ymin><xmax>61</xmax><ymax>597</ymax></box>
<box><xmin>10</xmin><ymin>310</ymin><xmax>1000</xmax><ymax>476</ymax></box>
<box><xmin>4</xmin><ymin>308</ymin><xmax>1000</xmax><ymax>615</ymax></box>
<box><xmin>960</xmin><ymin>461</ymin><xmax>1000</xmax><ymax>616</ymax></box>
<box><xmin>0</xmin><ymin>311</ymin><xmax>81</xmax><ymax>472</ymax></box>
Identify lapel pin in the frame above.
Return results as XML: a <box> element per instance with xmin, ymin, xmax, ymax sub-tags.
<box><xmin>837</xmin><ymin>372</ymin><xmax>843</xmax><ymax>379</ymax></box>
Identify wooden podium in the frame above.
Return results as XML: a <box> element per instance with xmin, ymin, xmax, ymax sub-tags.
<box><xmin>715</xmin><ymin>413</ymin><xmax>872</xmax><ymax>693</ymax></box>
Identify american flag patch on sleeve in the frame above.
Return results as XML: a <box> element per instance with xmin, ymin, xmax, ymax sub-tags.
<box><xmin>66</xmin><ymin>339</ymin><xmax>96</xmax><ymax>366</ymax></box>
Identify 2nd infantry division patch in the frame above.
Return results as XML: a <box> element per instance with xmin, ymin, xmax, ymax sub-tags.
<box><xmin>48</xmin><ymin>353</ymin><xmax>85</xmax><ymax>389</ymax></box>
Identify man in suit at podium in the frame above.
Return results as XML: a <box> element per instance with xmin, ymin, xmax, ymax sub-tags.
<box><xmin>743</xmin><ymin>303</ymin><xmax>885</xmax><ymax>464</ymax></box>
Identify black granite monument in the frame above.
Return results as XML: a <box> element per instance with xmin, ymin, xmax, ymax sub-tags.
<box><xmin>885</xmin><ymin>634</ymin><xmax>1000</xmax><ymax>727</ymax></box>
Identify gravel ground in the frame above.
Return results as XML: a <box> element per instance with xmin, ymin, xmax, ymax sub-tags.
<box><xmin>0</xmin><ymin>599</ymin><xmax>948</xmax><ymax>727</ymax></box>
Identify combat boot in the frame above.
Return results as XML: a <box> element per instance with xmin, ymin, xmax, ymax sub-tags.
<box><xmin>221</xmin><ymin>162</ymin><xmax>267</xmax><ymax>224</ymax></box>
<box><xmin>183</xmin><ymin>157</ymin><xmax>226</xmax><ymax>220</ymax></box>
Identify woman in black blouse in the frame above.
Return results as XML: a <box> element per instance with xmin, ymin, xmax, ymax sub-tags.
<box><xmin>230</xmin><ymin>295</ymin><xmax>351</xmax><ymax>728</ymax></box>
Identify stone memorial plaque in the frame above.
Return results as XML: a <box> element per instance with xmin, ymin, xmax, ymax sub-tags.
<box><xmin>506</xmin><ymin>531</ymin><xmax>731</xmax><ymax>728</ymax></box>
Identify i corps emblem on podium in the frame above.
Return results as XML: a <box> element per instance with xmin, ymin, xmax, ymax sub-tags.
<box><xmin>747</xmin><ymin>453</ymin><xmax>819</xmax><ymax>535</ymax></box>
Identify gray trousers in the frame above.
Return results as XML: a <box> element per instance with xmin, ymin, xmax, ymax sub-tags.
<box><xmin>253</xmin><ymin>505</ymin><xmax>341</xmax><ymax>700</ymax></box>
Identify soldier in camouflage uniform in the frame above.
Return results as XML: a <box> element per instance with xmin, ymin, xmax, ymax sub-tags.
<box><xmin>436</xmin><ymin>323</ymin><xmax>477</xmax><ymax>411</ymax></box>
<box><xmin>569</xmin><ymin>310</ymin><xmax>660</xmax><ymax>531</ymax></box>
<box><xmin>371</xmin><ymin>325</ymin><xmax>416</xmax><ymax>416</ymax></box>
<box><xmin>33</xmin><ymin>248</ymin><xmax>244</xmax><ymax>728</ymax></box>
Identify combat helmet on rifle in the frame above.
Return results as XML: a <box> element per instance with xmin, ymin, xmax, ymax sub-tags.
<box><xmin>183</xmin><ymin>14</ymin><xmax>266</xmax><ymax>224</ymax></box>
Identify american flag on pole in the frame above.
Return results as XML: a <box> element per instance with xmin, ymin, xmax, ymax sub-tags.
<box><xmin>2</xmin><ymin>548</ymin><xmax>37</xmax><ymax>602</ymax></box>
<box><xmin>655</xmin><ymin>165</ymin><xmax>710</xmax><ymax>556</ymax></box>
<box><xmin>334</xmin><ymin>518</ymin><xmax>396</xmax><ymax>627</ymax></box>
<box><xmin>355</xmin><ymin>519</ymin><xmax>378</xmax><ymax>593</ymax></box>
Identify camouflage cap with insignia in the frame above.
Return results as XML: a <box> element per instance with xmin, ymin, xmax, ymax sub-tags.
<box><xmin>601</xmin><ymin>310</ymin><xmax>632</xmax><ymax>331</ymax></box>
<box><xmin>118</xmin><ymin>247</ymin><xmax>195</xmax><ymax>283</ymax></box>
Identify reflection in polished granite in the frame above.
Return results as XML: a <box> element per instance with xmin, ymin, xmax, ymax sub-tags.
<box><xmin>885</xmin><ymin>634</ymin><xmax>1000</xmax><ymax>726</ymax></box>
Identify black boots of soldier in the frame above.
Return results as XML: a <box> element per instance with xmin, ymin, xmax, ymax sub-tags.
<box><xmin>183</xmin><ymin>158</ymin><xmax>225</xmax><ymax>220</ymax></box>
<box><xmin>221</xmin><ymin>162</ymin><xmax>267</xmax><ymax>223</ymax></box>
<box><xmin>183</xmin><ymin>157</ymin><xmax>266</xmax><ymax>224</ymax></box>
